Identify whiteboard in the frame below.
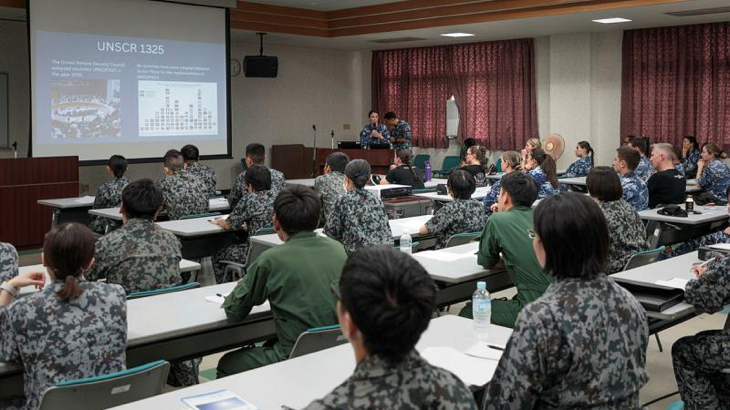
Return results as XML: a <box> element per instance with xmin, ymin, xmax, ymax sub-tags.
<box><xmin>0</xmin><ymin>73</ymin><xmax>7</xmax><ymax>149</ymax></box>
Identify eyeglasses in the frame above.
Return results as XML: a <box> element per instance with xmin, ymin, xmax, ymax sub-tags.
<box><xmin>527</xmin><ymin>229</ymin><xmax>538</xmax><ymax>239</ymax></box>
<box><xmin>330</xmin><ymin>280</ymin><xmax>340</xmax><ymax>300</ymax></box>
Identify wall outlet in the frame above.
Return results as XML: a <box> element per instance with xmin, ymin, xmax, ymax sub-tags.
<box><xmin>343</xmin><ymin>124</ymin><xmax>350</xmax><ymax>130</ymax></box>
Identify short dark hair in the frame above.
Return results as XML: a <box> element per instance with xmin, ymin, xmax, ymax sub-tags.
<box><xmin>464</xmin><ymin>138</ymin><xmax>478</xmax><ymax>148</ymax></box>
<box><xmin>629</xmin><ymin>136</ymin><xmax>649</xmax><ymax>155</ymax></box>
<box><xmin>122</xmin><ymin>179</ymin><xmax>164</xmax><ymax>219</ymax></box>
<box><xmin>163</xmin><ymin>149</ymin><xmax>184</xmax><ymax>172</ymax></box>
<box><xmin>533</xmin><ymin>193</ymin><xmax>609</xmax><ymax>279</ymax></box>
<box><xmin>339</xmin><ymin>247</ymin><xmax>436</xmax><ymax>364</ymax></box>
<box><xmin>274</xmin><ymin>185</ymin><xmax>320</xmax><ymax>235</ymax></box>
<box><xmin>345</xmin><ymin>159</ymin><xmax>371</xmax><ymax>189</ymax></box>
<box><xmin>500</xmin><ymin>172</ymin><xmax>537</xmax><ymax>208</ymax></box>
<box><xmin>587</xmin><ymin>166</ymin><xmax>622</xmax><ymax>202</ymax></box>
<box><xmin>616</xmin><ymin>146</ymin><xmax>640</xmax><ymax>171</ymax></box>
<box><xmin>108</xmin><ymin>155</ymin><xmax>127</xmax><ymax>178</ymax></box>
<box><xmin>326</xmin><ymin>152</ymin><xmax>350</xmax><ymax>173</ymax></box>
<box><xmin>246</xmin><ymin>143</ymin><xmax>266</xmax><ymax>164</ymax></box>
<box><xmin>447</xmin><ymin>170</ymin><xmax>476</xmax><ymax>200</ymax></box>
<box><xmin>180</xmin><ymin>144</ymin><xmax>200</xmax><ymax>162</ymax></box>
<box><xmin>684</xmin><ymin>136</ymin><xmax>699</xmax><ymax>151</ymax></box>
<box><xmin>383</xmin><ymin>112</ymin><xmax>397</xmax><ymax>121</ymax></box>
<box><xmin>44</xmin><ymin>223</ymin><xmax>95</xmax><ymax>302</ymax></box>
<box><xmin>245</xmin><ymin>164</ymin><xmax>272</xmax><ymax>192</ymax></box>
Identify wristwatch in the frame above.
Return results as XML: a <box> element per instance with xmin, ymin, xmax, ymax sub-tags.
<box><xmin>1</xmin><ymin>281</ymin><xmax>19</xmax><ymax>298</ymax></box>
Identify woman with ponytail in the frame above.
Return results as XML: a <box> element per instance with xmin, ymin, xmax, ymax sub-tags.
<box><xmin>325</xmin><ymin>159</ymin><xmax>394</xmax><ymax>253</ymax></box>
<box><xmin>460</xmin><ymin>145</ymin><xmax>489</xmax><ymax>187</ymax></box>
<box><xmin>381</xmin><ymin>149</ymin><xmax>425</xmax><ymax>189</ymax></box>
<box><xmin>563</xmin><ymin>141</ymin><xmax>594</xmax><ymax>178</ymax></box>
<box><xmin>483</xmin><ymin>151</ymin><xmax>522</xmax><ymax>218</ymax></box>
<box><xmin>0</xmin><ymin>223</ymin><xmax>127</xmax><ymax>410</ymax></box>
<box><xmin>524</xmin><ymin>148</ymin><xmax>559</xmax><ymax>199</ymax></box>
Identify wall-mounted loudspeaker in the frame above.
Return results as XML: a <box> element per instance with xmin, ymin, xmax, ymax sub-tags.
<box><xmin>243</xmin><ymin>56</ymin><xmax>278</xmax><ymax>78</ymax></box>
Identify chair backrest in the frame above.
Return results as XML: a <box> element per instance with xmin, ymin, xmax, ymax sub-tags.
<box><xmin>440</xmin><ymin>156</ymin><xmax>461</xmax><ymax>172</ymax></box>
<box><xmin>289</xmin><ymin>325</ymin><xmax>348</xmax><ymax>359</ymax></box>
<box><xmin>495</xmin><ymin>158</ymin><xmax>502</xmax><ymax>173</ymax></box>
<box><xmin>252</xmin><ymin>225</ymin><xmax>276</xmax><ymax>236</ymax></box>
<box><xmin>39</xmin><ymin>360</ymin><xmax>170</xmax><ymax>410</ymax></box>
<box><xmin>622</xmin><ymin>247</ymin><xmax>665</xmax><ymax>271</ymax></box>
<box><xmin>445</xmin><ymin>232</ymin><xmax>482</xmax><ymax>248</ymax></box>
<box><xmin>413</xmin><ymin>154</ymin><xmax>430</xmax><ymax>170</ymax></box>
<box><xmin>180</xmin><ymin>212</ymin><xmax>221</xmax><ymax>220</ymax></box>
<box><xmin>126</xmin><ymin>282</ymin><xmax>200</xmax><ymax>300</ymax></box>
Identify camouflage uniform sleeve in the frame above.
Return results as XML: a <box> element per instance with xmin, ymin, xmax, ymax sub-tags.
<box><xmin>0</xmin><ymin>243</ymin><xmax>19</xmax><ymax>283</ymax></box>
<box><xmin>484</xmin><ymin>306</ymin><xmax>548</xmax><ymax>409</ymax></box>
<box><xmin>425</xmin><ymin>204</ymin><xmax>452</xmax><ymax>235</ymax></box>
<box><xmin>227</xmin><ymin>194</ymin><xmax>253</xmax><ymax>230</ymax></box>
<box><xmin>685</xmin><ymin>255</ymin><xmax>730</xmax><ymax>313</ymax></box>
<box><xmin>228</xmin><ymin>174</ymin><xmax>245</xmax><ymax>209</ymax></box>
<box><xmin>85</xmin><ymin>238</ymin><xmax>109</xmax><ymax>282</ymax></box>
<box><xmin>381</xmin><ymin>124</ymin><xmax>391</xmax><ymax>141</ymax></box>
<box><xmin>699</xmin><ymin>164</ymin><xmax>714</xmax><ymax>189</ymax></box>
<box><xmin>0</xmin><ymin>303</ymin><xmax>21</xmax><ymax>362</ymax></box>
<box><xmin>359</xmin><ymin>127</ymin><xmax>372</xmax><ymax>147</ymax></box>
<box><xmin>222</xmin><ymin>257</ymin><xmax>270</xmax><ymax>322</ymax></box>
<box><xmin>323</xmin><ymin>197</ymin><xmax>344</xmax><ymax>241</ymax></box>
<box><xmin>482</xmin><ymin>180</ymin><xmax>500</xmax><ymax>216</ymax></box>
<box><xmin>402</xmin><ymin>122</ymin><xmax>412</xmax><ymax>142</ymax></box>
<box><xmin>92</xmin><ymin>184</ymin><xmax>108</xmax><ymax>209</ymax></box>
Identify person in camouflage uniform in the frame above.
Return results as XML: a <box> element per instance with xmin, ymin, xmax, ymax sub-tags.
<box><xmin>614</xmin><ymin>146</ymin><xmax>649</xmax><ymax>211</ymax></box>
<box><xmin>89</xmin><ymin>155</ymin><xmax>130</xmax><ymax>234</ymax></box>
<box><xmin>420</xmin><ymin>170</ymin><xmax>486</xmax><ymax>249</ymax></box>
<box><xmin>314</xmin><ymin>152</ymin><xmax>349</xmax><ymax>226</ymax></box>
<box><xmin>483</xmin><ymin>151</ymin><xmax>522</xmax><ymax>218</ymax></box>
<box><xmin>562</xmin><ymin>141</ymin><xmax>594</xmax><ymax>179</ymax></box>
<box><xmin>157</xmin><ymin>149</ymin><xmax>210</xmax><ymax>220</ymax></box>
<box><xmin>681</xmin><ymin>136</ymin><xmax>701</xmax><ymax>179</ymax></box>
<box><xmin>324</xmin><ymin>159</ymin><xmax>393</xmax><ymax>253</ymax></box>
<box><xmin>359</xmin><ymin>110</ymin><xmax>391</xmax><ymax>149</ymax></box>
<box><xmin>484</xmin><ymin>193</ymin><xmax>649</xmax><ymax>409</ymax></box>
<box><xmin>211</xmin><ymin>165</ymin><xmax>274</xmax><ymax>284</ymax></box>
<box><xmin>85</xmin><ymin>179</ymin><xmax>182</xmax><ymax>293</ymax></box>
<box><xmin>84</xmin><ymin>180</ymin><xmax>199</xmax><ymax>387</ymax></box>
<box><xmin>229</xmin><ymin>143</ymin><xmax>286</xmax><ymax>209</ymax></box>
<box><xmin>524</xmin><ymin>148</ymin><xmax>559</xmax><ymax>199</ymax></box>
<box><xmin>587</xmin><ymin>167</ymin><xmax>648</xmax><ymax>274</ymax></box>
<box><xmin>0</xmin><ymin>223</ymin><xmax>127</xmax><ymax>410</ymax></box>
<box><xmin>303</xmin><ymin>247</ymin><xmax>478</xmax><ymax>410</ymax></box>
<box><xmin>0</xmin><ymin>241</ymin><xmax>18</xmax><ymax>283</ymax></box>
<box><xmin>629</xmin><ymin>136</ymin><xmax>654</xmax><ymax>182</ymax></box>
<box><xmin>182</xmin><ymin>144</ymin><xmax>217</xmax><ymax>198</ymax></box>
<box><xmin>673</xmin><ymin>253</ymin><xmax>730</xmax><ymax>409</ymax></box>
<box><xmin>697</xmin><ymin>143</ymin><xmax>730</xmax><ymax>205</ymax></box>
<box><xmin>384</xmin><ymin>112</ymin><xmax>412</xmax><ymax>151</ymax></box>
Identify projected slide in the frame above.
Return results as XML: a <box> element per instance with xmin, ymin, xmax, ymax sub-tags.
<box><xmin>138</xmin><ymin>81</ymin><xmax>217</xmax><ymax>137</ymax></box>
<box><xmin>31</xmin><ymin>25</ymin><xmax>228</xmax><ymax>160</ymax></box>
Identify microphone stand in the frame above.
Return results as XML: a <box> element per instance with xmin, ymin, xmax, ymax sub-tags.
<box><xmin>311</xmin><ymin>125</ymin><xmax>317</xmax><ymax>177</ymax></box>
<box><xmin>330</xmin><ymin>130</ymin><xmax>334</xmax><ymax>150</ymax></box>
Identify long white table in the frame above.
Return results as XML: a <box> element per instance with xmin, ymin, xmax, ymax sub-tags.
<box><xmin>89</xmin><ymin>197</ymin><xmax>231</xmax><ymax>222</ymax></box>
<box><xmin>1</xmin><ymin>283</ymin><xmax>276</xmax><ymax>397</ymax></box>
<box><xmin>639</xmin><ymin>205</ymin><xmax>729</xmax><ymax>248</ymax></box>
<box><xmin>113</xmin><ymin>315</ymin><xmax>512</xmax><ymax>410</ymax></box>
<box><xmin>155</xmin><ymin>215</ymin><xmax>236</xmax><ymax>259</ymax></box>
<box><xmin>17</xmin><ymin>260</ymin><xmax>201</xmax><ymax>296</ymax></box>
<box><xmin>248</xmin><ymin>215</ymin><xmax>434</xmax><ymax>263</ymax></box>
<box><xmin>414</xmin><ymin>186</ymin><xmax>491</xmax><ymax>203</ymax></box>
<box><xmin>558</xmin><ymin>176</ymin><xmax>587</xmax><ymax>186</ymax></box>
<box><xmin>611</xmin><ymin>251</ymin><xmax>699</xmax><ymax>320</ymax></box>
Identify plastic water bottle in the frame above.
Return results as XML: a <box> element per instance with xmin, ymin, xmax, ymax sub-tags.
<box><xmin>473</xmin><ymin>281</ymin><xmax>491</xmax><ymax>342</ymax></box>
<box><xmin>400</xmin><ymin>230</ymin><xmax>412</xmax><ymax>254</ymax></box>
<box><xmin>424</xmin><ymin>160</ymin><xmax>432</xmax><ymax>182</ymax></box>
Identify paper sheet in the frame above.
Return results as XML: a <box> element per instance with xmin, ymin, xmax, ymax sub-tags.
<box><xmin>418</xmin><ymin>251</ymin><xmax>476</xmax><ymax>262</ymax></box>
<box><xmin>74</xmin><ymin>195</ymin><xmax>95</xmax><ymax>203</ymax></box>
<box><xmin>709</xmin><ymin>243</ymin><xmax>730</xmax><ymax>251</ymax></box>
<box><xmin>210</xmin><ymin>197</ymin><xmax>229</xmax><ymax>205</ymax></box>
<box><xmin>656</xmin><ymin>278</ymin><xmax>689</xmax><ymax>290</ymax></box>
<box><xmin>204</xmin><ymin>292</ymin><xmax>231</xmax><ymax>305</ymax></box>
<box><xmin>421</xmin><ymin>346</ymin><xmax>498</xmax><ymax>387</ymax></box>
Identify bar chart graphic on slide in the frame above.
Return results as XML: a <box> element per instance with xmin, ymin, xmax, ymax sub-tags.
<box><xmin>138</xmin><ymin>81</ymin><xmax>218</xmax><ymax>137</ymax></box>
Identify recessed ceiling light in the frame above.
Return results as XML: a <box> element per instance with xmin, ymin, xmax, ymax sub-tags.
<box><xmin>441</xmin><ymin>33</ymin><xmax>475</xmax><ymax>38</ymax></box>
<box><xmin>592</xmin><ymin>17</ymin><xmax>632</xmax><ymax>24</ymax></box>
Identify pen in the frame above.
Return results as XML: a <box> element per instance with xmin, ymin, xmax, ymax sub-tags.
<box><xmin>216</xmin><ymin>293</ymin><xmax>224</xmax><ymax>297</ymax></box>
<box><xmin>700</xmin><ymin>257</ymin><xmax>716</xmax><ymax>268</ymax></box>
<box><xmin>488</xmin><ymin>344</ymin><xmax>504</xmax><ymax>351</ymax></box>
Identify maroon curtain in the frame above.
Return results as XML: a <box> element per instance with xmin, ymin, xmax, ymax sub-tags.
<box><xmin>621</xmin><ymin>22</ymin><xmax>730</xmax><ymax>148</ymax></box>
<box><xmin>449</xmin><ymin>39</ymin><xmax>538</xmax><ymax>151</ymax></box>
<box><xmin>372</xmin><ymin>46</ymin><xmax>451</xmax><ymax>149</ymax></box>
<box><xmin>371</xmin><ymin>39</ymin><xmax>537</xmax><ymax>149</ymax></box>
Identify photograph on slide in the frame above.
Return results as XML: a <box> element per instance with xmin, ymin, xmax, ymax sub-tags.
<box><xmin>51</xmin><ymin>78</ymin><xmax>121</xmax><ymax>139</ymax></box>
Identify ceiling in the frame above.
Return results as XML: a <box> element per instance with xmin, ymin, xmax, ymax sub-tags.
<box><xmin>231</xmin><ymin>0</ymin><xmax>730</xmax><ymax>50</ymax></box>
<box><xmin>248</xmin><ymin>0</ymin><xmax>397</xmax><ymax>11</ymax></box>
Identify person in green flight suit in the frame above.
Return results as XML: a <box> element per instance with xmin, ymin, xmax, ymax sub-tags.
<box><xmin>461</xmin><ymin>171</ymin><xmax>552</xmax><ymax>328</ymax></box>
<box><xmin>217</xmin><ymin>185</ymin><xmax>348</xmax><ymax>377</ymax></box>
